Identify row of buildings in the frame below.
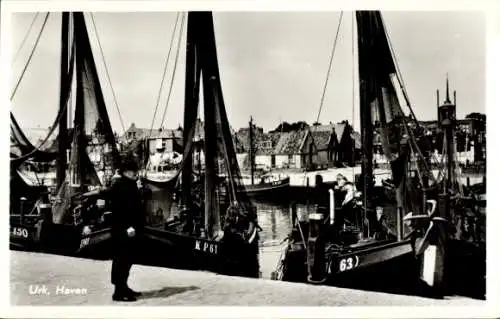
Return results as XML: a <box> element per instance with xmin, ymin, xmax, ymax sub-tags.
<box><xmin>233</xmin><ymin>122</ymin><xmax>360</xmax><ymax>170</ymax></box>
<box><xmin>122</xmin><ymin>121</ymin><xmax>361</xmax><ymax>171</ymax></box>
<box><xmin>121</xmin><ymin>113</ymin><xmax>486</xmax><ymax>171</ymax></box>
<box><xmin>20</xmin><ymin>111</ymin><xmax>486</xmax><ymax>172</ymax></box>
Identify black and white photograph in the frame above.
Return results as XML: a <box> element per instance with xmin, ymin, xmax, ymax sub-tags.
<box><xmin>3</xmin><ymin>0</ymin><xmax>497</xmax><ymax>317</ymax></box>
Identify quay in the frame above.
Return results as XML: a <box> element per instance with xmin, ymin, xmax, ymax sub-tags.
<box><xmin>10</xmin><ymin>251</ymin><xmax>485</xmax><ymax>306</ymax></box>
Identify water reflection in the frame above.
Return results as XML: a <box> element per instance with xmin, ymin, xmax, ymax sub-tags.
<box><xmin>144</xmin><ymin>185</ymin><xmax>313</xmax><ymax>247</ymax></box>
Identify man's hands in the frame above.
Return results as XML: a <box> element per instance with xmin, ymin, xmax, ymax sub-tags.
<box><xmin>126</xmin><ymin>227</ymin><xmax>136</xmax><ymax>237</ymax></box>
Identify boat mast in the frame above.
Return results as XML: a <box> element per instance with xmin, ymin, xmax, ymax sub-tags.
<box><xmin>356</xmin><ymin>12</ymin><xmax>374</xmax><ymax>234</ymax></box>
<box><xmin>249</xmin><ymin>116</ymin><xmax>255</xmax><ymax>185</ymax></box>
<box><xmin>57</xmin><ymin>12</ymin><xmax>70</xmax><ymax>189</ymax></box>
<box><xmin>200</xmin><ymin>13</ymin><xmax>219</xmax><ymax>239</ymax></box>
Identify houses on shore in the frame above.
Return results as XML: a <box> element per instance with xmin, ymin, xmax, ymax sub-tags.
<box><xmin>119</xmin><ymin>112</ymin><xmax>486</xmax><ymax>171</ymax></box>
<box><xmin>120</xmin><ymin>120</ymin><xmax>361</xmax><ymax>171</ymax></box>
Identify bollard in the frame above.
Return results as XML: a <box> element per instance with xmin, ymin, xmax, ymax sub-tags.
<box><xmin>19</xmin><ymin>197</ymin><xmax>27</xmax><ymax>225</ymax></box>
<box><xmin>307</xmin><ymin>208</ymin><xmax>326</xmax><ymax>283</ymax></box>
<box><xmin>308</xmin><ymin>208</ymin><xmax>323</xmax><ymax>238</ymax></box>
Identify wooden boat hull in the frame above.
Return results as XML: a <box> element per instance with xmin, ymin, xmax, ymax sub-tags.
<box><xmin>140</xmin><ymin>226</ymin><xmax>260</xmax><ymax>278</ymax></box>
<box><xmin>239</xmin><ymin>177</ymin><xmax>290</xmax><ymax>197</ymax></box>
<box><xmin>10</xmin><ymin>216</ymin><xmax>43</xmax><ymax>251</ymax></box>
<box><xmin>36</xmin><ymin>222</ymin><xmax>113</xmax><ymax>259</ymax></box>
<box><xmin>142</xmin><ymin>176</ymin><xmax>177</xmax><ymax>190</ymax></box>
<box><xmin>277</xmin><ymin>237</ymin><xmax>421</xmax><ymax>295</ymax></box>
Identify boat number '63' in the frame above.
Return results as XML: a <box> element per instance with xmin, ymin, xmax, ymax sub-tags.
<box><xmin>11</xmin><ymin>227</ymin><xmax>29</xmax><ymax>239</ymax></box>
<box><xmin>194</xmin><ymin>240</ymin><xmax>219</xmax><ymax>255</ymax></box>
<box><xmin>338</xmin><ymin>255</ymin><xmax>360</xmax><ymax>272</ymax></box>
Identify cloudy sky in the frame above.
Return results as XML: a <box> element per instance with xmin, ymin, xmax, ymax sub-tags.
<box><xmin>10</xmin><ymin>11</ymin><xmax>485</xmax><ymax>134</ymax></box>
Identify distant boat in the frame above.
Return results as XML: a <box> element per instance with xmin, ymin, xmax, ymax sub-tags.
<box><xmin>142</xmin><ymin>151</ymin><xmax>182</xmax><ymax>188</ymax></box>
<box><xmin>240</xmin><ymin>116</ymin><xmax>290</xmax><ymax>197</ymax></box>
<box><xmin>239</xmin><ymin>172</ymin><xmax>290</xmax><ymax>196</ymax></box>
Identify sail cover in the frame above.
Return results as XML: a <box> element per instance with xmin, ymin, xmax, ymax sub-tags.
<box><xmin>10</xmin><ymin>37</ymin><xmax>77</xmax><ymax>166</ymax></box>
<box><xmin>356</xmin><ymin>11</ymin><xmax>427</xmax><ymax>213</ymax></box>
<box><xmin>151</xmin><ymin>12</ymin><xmax>256</xmax><ymax>238</ymax></box>
<box><xmin>10</xmin><ymin>112</ymin><xmax>57</xmax><ymax>164</ymax></box>
<box><xmin>52</xmin><ymin>12</ymin><xmax>121</xmax><ymax>224</ymax></box>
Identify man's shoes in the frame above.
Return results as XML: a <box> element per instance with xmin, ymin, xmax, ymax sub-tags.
<box><xmin>112</xmin><ymin>293</ymin><xmax>137</xmax><ymax>302</ymax></box>
<box><xmin>126</xmin><ymin>287</ymin><xmax>142</xmax><ymax>297</ymax></box>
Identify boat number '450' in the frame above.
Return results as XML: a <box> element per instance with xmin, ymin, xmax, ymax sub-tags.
<box><xmin>194</xmin><ymin>240</ymin><xmax>219</xmax><ymax>255</ymax></box>
<box><xmin>338</xmin><ymin>255</ymin><xmax>360</xmax><ymax>272</ymax></box>
<box><xmin>11</xmin><ymin>227</ymin><xmax>29</xmax><ymax>239</ymax></box>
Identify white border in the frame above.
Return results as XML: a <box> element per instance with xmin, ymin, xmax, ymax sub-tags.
<box><xmin>2</xmin><ymin>1</ymin><xmax>499</xmax><ymax>318</ymax></box>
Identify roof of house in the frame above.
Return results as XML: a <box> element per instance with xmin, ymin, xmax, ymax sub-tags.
<box><xmin>255</xmin><ymin>132</ymin><xmax>281</xmax><ymax>155</ymax></box>
<box><xmin>150</xmin><ymin>129</ymin><xmax>183</xmax><ymax>139</ymax></box>
<box><xmin>310</xmin><ymin>124</ymin><xmax>334</xmax><ymax>132</ymax></box>
<box><xmin>334</xmin><ymin>123</ymin><xmax>347</xmax><ymax>139</ymax></box>
<box><xmin>234</xmin><ymin>130</ymin><xmax>280</xmax><ymax>156</ymax></box>
<box><xmin>274</xmin><ymin>130</ymin><xmax>310</xmax><ymax>155</ymax></box>
<box><xmin>310</xmin><ymin>130</ymin><xmax>332</xmax><ymax>150</ymax></box>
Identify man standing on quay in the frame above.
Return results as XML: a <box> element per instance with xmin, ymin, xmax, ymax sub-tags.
<box><xmin>109</xmin><ymin>157</ymin><xmax>144</xmax><ymax>302</ymax></box>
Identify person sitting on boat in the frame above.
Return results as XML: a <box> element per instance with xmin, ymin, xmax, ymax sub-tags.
<box><xmin>330</xmin><ymin>174</ymin><xmax>357</xmax><ymax>230</ymax></box>
<box><xmin>108</xmin><ymin>157</ymin><xmax>144</xmax><ymax>302</ymax></box>
<box><xmin>335</xmin><ymin>174</ymin><xmax>357</xmax><ymax>207</ymax></box>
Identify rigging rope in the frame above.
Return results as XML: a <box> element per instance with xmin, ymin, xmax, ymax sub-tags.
<box><xmin>89</xmin><ymin>12</ymin><xmax>127</xmax><ymax>136</ymax></box>
<box><xmin>148</xmin><ymin>12</ymin><xmax>181</xmax><ymax>140</ymax></box>
<box><xmin>159</xmin><ymin>12</ymin><xmax>185</xmax><ymax>130</ymax></box>
<box><xmin>300</xmin><ymin>11</ymin><xmax>344</xmax><ymax>188</ymax></box>
<box><xmin>380</xmin><ymin>14</ymin><xmax>442</xmax><ymax>181</ymax></box>
<box><xmin>11</xmin><ymin>12</ymin><xmax>50</xmax><ymax>101</ymax></box>
<box><xmin>11</xmin><ymin>40</ymin><xmax>76</xmax><ymax>163</ymax></box>
<box><xmin>315</xmin><ymin>11</ymin><xmax>343</xmax><ymax>124</ymax></box>
<box><xmin>13</xmin><ymin>12</ymin><xmax>40</xmax><ymax>65</ymax></box>
<box><xmin>380</xmin><ymin>15</ymin><xmax>415</xmax><ymax>121</ymax></box>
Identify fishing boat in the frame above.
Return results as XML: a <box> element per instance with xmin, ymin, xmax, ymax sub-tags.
<box><xmin>240</xmin><ymin>172</ymin><xmax>290</xmax><ymax>196</ymax></box>
<box><xmin>139</xmin><ymin>12</ymin><xmax>260</xmax><ymax>278</ymax></box>
<box><xmin>272</xmin><ymin>11</ymin><xmax>486</xmax><ymax>299</ymax></box>
<box><xmin>234</xmin><ymin>116</ymin><xmax>290</xmax><ymax>197</ymax></box>
<box><xmin>10</xmin><ymin>12</ymin><xmax>123</xmax><ymax>257</ymax></box>
<box><xmin>141</xmin><ymin>152</ymin><xmax>181</xmax><ymax>188</ymax></box>
<box><xmin>10</xmin><ymin>114</ymin><xmax>56</xmax><ymax>250</ymax></box>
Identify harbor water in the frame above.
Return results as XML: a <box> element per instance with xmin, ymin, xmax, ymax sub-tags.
<box><xmin>145</xmin><ymin>185</ymin><xmax>313</xmax><ymax>278</ymax></box>
<box><xmin>144</xmin><ymin>171</ymin><xmax>485</xmax><ymax>279</ymax></box>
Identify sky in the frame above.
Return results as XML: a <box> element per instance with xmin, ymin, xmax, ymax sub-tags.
<box><xmin>10</xmin><ymin>11</ymin><xmax>485</xmax><ymax>135</ymax></box>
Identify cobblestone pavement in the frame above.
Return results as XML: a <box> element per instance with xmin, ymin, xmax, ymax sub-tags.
<box><xmin>10</xmin><ymin>251</ymin><xmax>486</xmax><ymax>306</ymax></box>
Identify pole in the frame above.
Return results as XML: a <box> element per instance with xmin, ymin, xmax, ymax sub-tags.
<box><xmin>249</xmin><ymin>116</ymin><xmax>255</xmax><ymax>185</ymax></box>
<box><xmin>57</xmin><ymin>12</ymin><xmax>70</xmax><ymax>189</ymax></box>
